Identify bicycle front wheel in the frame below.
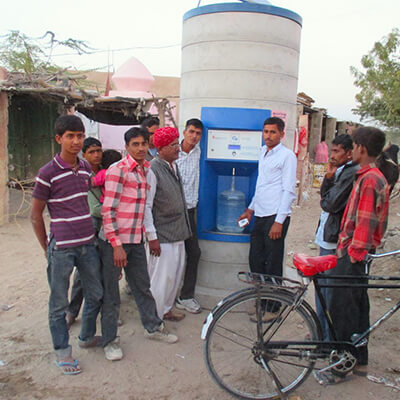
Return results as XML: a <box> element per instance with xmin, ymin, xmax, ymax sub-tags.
<box><xmin>204</xmin><ymin>288</ymin><xmax>321</xmax><ymax>399</ymax></box>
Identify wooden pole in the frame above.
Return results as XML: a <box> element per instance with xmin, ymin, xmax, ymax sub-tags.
<box><xmin>0</xmin><ymin>69</ymin><xmax>9</xmax><ymax>225</ymax></box>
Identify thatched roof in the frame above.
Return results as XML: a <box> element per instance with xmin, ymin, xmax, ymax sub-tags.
<box><xmin>0</xmin><ymin>70</ymin><xmax>171</xmax><ymax>125</ymax></box>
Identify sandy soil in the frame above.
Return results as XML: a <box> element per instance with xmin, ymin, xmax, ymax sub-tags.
<box><xmin>0</xmin><ymin>188</ymin><xmax>399</xmax><ymax>400</ymax></box>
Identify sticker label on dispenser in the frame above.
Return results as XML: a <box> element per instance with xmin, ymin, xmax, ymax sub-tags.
<box><xmin>207</xmin><ymin>130</ymin><xmax>262</xmax><ymax>161</ymax></box>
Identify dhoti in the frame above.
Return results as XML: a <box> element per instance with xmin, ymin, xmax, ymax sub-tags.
<box><xmin>147</xmin><ymin>241</ymin><xmax>186</xmax><ymax>319</ymax></box>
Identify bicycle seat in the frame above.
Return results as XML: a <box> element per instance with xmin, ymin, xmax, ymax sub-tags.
<box><xmin>293</xmin><ymin>253</ymin><xmax>337</xmax><ymax>276</ymax></box>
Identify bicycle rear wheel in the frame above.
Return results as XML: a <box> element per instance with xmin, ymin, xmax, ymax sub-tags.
<box><xmin>204</xmin><ymin>288</ymin><xmax>321</xmax><ymax>399</ymax></box>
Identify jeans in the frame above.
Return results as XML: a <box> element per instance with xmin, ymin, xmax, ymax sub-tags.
<box><xmin>47</xmin><ymin>238</ymin><xmax>103</xmax><ymax>359</ymax></box>
<box><xmin>98</xmin><ymin>239</ymin><xmax>162</xmax><ymax>346</ymax></box>
<box><xmin>67</xmin><ymin>269</ymin><xmax>83</xmax><ymax>318</ymax></box>
<box><xmin>180</xmin><ymin>208</ymin><xmax>201</xmax><ymax>300</ymax></box>
<box><xmin>329</xmin><ymin>253</ymin><xmax>370</xmax><ymax>365</ymax></box>
<box><xmin>249</xmin><ymin>215</ymin><xmax>290</xmax><ymax>312</ymax></box>
<box><xmin>315</xmin><ymin>247</ymin><xmax>336</xmax><ymax>341</ymax></box>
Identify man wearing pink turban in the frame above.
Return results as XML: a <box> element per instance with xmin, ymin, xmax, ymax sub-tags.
<box><xmin>144</xmin><ymin>127</ymin><xmax>192</xmax><ymax>321</ymax></box>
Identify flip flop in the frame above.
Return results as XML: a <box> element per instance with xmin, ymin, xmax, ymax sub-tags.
<box><xmin>54</xmin><ymin>359</ymin><xmax>82</xmax><ymax>375</ymax></box>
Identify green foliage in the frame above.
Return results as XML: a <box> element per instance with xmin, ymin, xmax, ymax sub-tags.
<box><xmin>351</xmin><ymin>28</ymin><xmax>400</xmax><ymax>129</ymax></box>
<box><xmin>0</xmin><ymin>30</ymin><xmax>91</xmax><ymax>75</ymax></box>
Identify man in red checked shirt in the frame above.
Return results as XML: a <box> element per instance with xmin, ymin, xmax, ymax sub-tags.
<box><xmin>99</xmin><ymin>127</ymin><xmax>178</xmax><ymax>362</ymax></box>
<box><xmin>329</xmin><ymin>127</ymin><xmax>390</xmax><ymax>377</ymax></box>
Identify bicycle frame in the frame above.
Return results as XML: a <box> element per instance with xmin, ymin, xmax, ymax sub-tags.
<box><xmin>312</xmin><ymin>249</ymin><xmax>400</xmax><ymax>346</ymax></box>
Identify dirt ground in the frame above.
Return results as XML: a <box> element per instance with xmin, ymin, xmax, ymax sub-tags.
<box><xmin>0</xmin><ymin>188</ymin><xmax>399</xmax><ymax>400</ymax></box>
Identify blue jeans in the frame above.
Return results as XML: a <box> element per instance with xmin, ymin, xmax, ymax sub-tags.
<box><xmin>315</xmin><ymin>247</ymin><xmax>336</xmax><ymax>341</ymax></box>
<box><xmin>67</xmin><ymin>268</ymin><xmax>83</xmax><ymax>318</ymax></box>
<box><xmin>98</xmin><ymin>239</ymin><xmax>162</xmax><ymax>346</ymax></box>
<box><xmin>47</xmin><ymin>238</ymin><xmax>103</xmax><ymax>358</ymax></box>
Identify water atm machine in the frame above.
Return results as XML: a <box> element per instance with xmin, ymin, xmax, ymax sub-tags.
<box><xmin>198</xmin><ymin>106</ymin><xmax>270</xmax><ymax>241</ymax></box>
<box><xmin>196</xmin><ymin>107</ymin><xmax>270</xmax><ymax>305</ymax></box>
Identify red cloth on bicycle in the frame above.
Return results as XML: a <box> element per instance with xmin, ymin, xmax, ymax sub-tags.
<box><xmin>293</xmin><ymin>254</ymin><xmax>337</xmax><ymax>276</ymax></box>
<box><xmin>337</xmin><ymin>164</ymin><xmax>389</xmax><ymax>262</ymax></box>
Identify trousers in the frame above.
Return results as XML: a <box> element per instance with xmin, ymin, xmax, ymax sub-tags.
<box><xmin>98</xmin><ymin>239</ymin><xmax>162</xmax><ymax>346</ymax></box>
<box><xmin>329</xmin><ymin>253</ymin><xmax>370</xmax><ymax>365</ymax></box>
<box><xmin>315</xmin><ymin>247</ymin><xmax>336</xmax><ymax>341</ymax></box>
<box><xmin>249</xmin><ymin>215</ymin><xmax>290</xmax><ymax>313</ymax></box>
<box><xmin>47</xmin><ymin>238</ymin><xmax>103</xmax><ymax>358</ymax></box>
<box><xmin>249</xmin><ymin>215</ymin><xmax>290</xmax><ymax>276</ymax></box>
<box><xmin>179</xmin><ymin>207</ymin><xmax>201</xmax><ymax>300</ymax></box>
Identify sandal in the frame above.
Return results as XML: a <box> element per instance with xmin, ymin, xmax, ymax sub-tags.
<box><xmin>54</xmin><ymin>359</ymin><xmax>82</xmax><ymax>375</ymax></box>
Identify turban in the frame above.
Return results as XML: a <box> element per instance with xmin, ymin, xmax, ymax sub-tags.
<box><xmin>153</xmin><ymin>127</ymin><xmax>179</xmax><ymax>149</ymax></box>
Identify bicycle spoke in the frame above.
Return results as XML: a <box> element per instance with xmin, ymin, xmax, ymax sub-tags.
<box><xmin>212</xmin><ymin>323</ymin><xmax>257</xmax><ymax>349</ymax></box>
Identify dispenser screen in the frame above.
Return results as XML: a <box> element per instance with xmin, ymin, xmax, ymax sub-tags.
<box><xmin>207</xmin><ymin>130</ymin><xmax>262</xmax><ymax>161</ymax></box>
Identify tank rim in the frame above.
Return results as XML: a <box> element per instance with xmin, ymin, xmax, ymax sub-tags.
<box><xmin>183</xmin><ymin>2</ymin><xmax>302</xmax><ymax>26</ymax></box>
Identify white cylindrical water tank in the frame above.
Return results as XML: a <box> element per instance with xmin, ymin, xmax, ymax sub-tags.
<box><xmin>179</xmin><ymin>3</ymin><xmax>303</xmax><ymax>306</ymax></box>
<box><xmin>179</xmin><ymin>1</ymin><xmax>302</xmax><ymax>146</ymax></box>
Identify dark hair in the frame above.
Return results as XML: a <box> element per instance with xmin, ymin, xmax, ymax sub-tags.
<box><xmin>141</xmin><ymin>117</ymin><xmax>160</xmax><ymax>130</ymax></box>
<box><xmin>124</xmin><ymin>127</ymin><xmax>149</xmax><ymax>145</ymax></box>
<box><xmin>82</xmin><ymin>137</ymin><xmax>102</xmax><ymax>153</ymax></box>
<box><xmin>384</xmin><ymin>144</ymin><xmax>399</xmax><ymax>164</ymax></box>
<box><xmin>352</xmin><ymin>127</ymin><xmax>386</xmax><ymax>157</ymax></box>
<box><xmin>332</xmin><ymin>134</ymin><xmax>353</xmax><ymax>151</ymax></box>
<box><xmin>55</xmin><ymin>115</ymin><xmax>85</xmax><ymax>136</ymax></box>
<box><xmin>376</xmin><ymin>144</ymin><xmax>399</xmax><ymax>192</ymax></box>
<box><xmin>185</xmin><ymin>118</ymin><xmax>203</xmax><ymax>130</ymax></box>
<box><xmin>263</xmin><ymin>117</ymin><xmax>285</xmax><ymax>132</ymax></box>
<box><xmin>102</xmin><ymin>149</ymin><xmax>122</xmax><ymax>169</ymax></box>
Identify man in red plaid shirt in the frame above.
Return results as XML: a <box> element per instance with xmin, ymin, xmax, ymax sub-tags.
<box><xmin>99</xmin><ymin>127</ymin><xmax>178</xmax><ymax>362</ymax></box>
<box><xmin>329</xmin><ymin>127</ymin><xmax>390</xmax><ymax>377</ymax></box>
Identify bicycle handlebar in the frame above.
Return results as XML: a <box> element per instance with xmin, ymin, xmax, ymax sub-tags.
<box><xmin>366</xmin><ymin>249</ymin><xmax>400</xmax><ymax>260</ymax></box>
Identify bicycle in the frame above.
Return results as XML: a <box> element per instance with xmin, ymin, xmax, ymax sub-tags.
<box><xmin>201</xmin><ymin>249</ymin><xmax>400</xmax><ymax>400</ymax></box>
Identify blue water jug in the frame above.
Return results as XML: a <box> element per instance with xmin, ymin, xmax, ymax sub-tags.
<box><xmin>217</xmin><ymin>168</ymin><xmax>246</xmax><ymax>233</ymax></box>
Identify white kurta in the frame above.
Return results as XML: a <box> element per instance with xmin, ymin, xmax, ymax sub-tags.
<box><xmin>146</xmin><ymin>242</ymin><xmax>186</xmax><ymax>318</ymax></box>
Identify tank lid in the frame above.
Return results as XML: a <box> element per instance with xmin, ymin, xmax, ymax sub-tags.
<box><xmin>183</xmin><ymin>2</ymin><xmax>302</xmax><ymax>26</ymax></box>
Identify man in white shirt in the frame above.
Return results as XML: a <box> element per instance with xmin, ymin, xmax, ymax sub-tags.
<box><xmin>238</xmin><ymin>117</ymin><xmax>297</xmax><ymax>322</ymax></box>
<box><xmin>175</xmin><ymin>118</ymin><xmax>204</xmax><ymax>314</ymax></box>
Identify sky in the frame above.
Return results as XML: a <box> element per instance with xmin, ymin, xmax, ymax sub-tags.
<box><xmin>1</xmin><ymin>0</ymin><xmax>399</xmax><ymax>123</ymax></box>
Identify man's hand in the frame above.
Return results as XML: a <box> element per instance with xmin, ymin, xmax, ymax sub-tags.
<box><xmin>326</xmin><ymin>162</ymin><xmax>338</xmax><ymax>179</ymax></box>
<box><xmin>30</xmin><ymin>198</ymin><xmax>48</xmax><ymax>257</ymax></box>
<box><xmin>237</xmin><ymin>209</ymin><xmax>254</xmax><ymax>224</ymax></box>
<box><xmin>113</xmin><ymin>246</ymin><xmax>127</xmax><ymax>268</ymax></box>
<box><xmin>350</xmin><ymin>255</ymin><xmax>357</xmax><ymax>263</ymax></box>
<box><xmin>269</xmin><ymin>222</ymin><xmax>283</xmax><ymax>240</ymax></box>
<box><xmin>149</xmin><ymin>239</ymin><xmax>161</xmax><ymax>257</ymax></box>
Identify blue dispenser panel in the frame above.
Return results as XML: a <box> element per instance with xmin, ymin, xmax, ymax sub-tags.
<box><xmin>198</xmin><ymin>107</ymin><xmax>270</xmax><ymax>243</ymax></box>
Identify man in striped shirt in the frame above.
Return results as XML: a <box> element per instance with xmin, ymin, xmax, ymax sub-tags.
<box><xmin>31</xmin><ymin>115</ymin><xmax>103</xmax><ymax>375</ymax></box>
<box><xmin>100</xmin><ymin>127</ymin><xmax>178</xmax><ymax>361</ymax></box>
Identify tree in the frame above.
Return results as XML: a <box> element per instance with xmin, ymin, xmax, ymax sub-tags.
<box><xmin>0</xmin><ymin>30</ymin><xmax>91</xmax><ymax>75</ymax></box>
<box><xmin>351</xmin><ymin>28</ymin><xmax>400</xmax><ymax>129</ymax></box>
